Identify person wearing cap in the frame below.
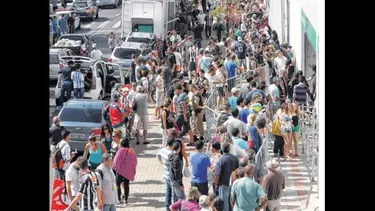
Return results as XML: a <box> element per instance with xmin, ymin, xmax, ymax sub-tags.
<box><xmin>71</xmin><ymin>63</ymin><xmax>85</xmax><ymax>99</ymax></box>
<box><xmin>96</xmin><ymin>153</ymin><xmax>117</xmax><ymax>210</ymax></box>
<box><xmin>58</xmin><ymin>60</ymin><xmax>75</xmax><ymax>106</ymax></box>
<box><xmin>262</xmin><ymin>158</ymin><xmax>285</xmax><ymax>211</ymax></box>
<box><xmin>111</xmin><ymin>83</ymin><xmax>122</xmax><ymax>102</ymax></box>
<box><xmin>227</xmin><ymin>87</ymin><xmax>239</xmax><ymax>110</ymax></box>
<box><xmin>90</xmin><ymin>43</ymin><xmax>103</xmax><ymax>61</ymax></box>
<box><xmin>230</xmin><ymin>164</ymin><xmax>268</xmax><ymax>211</ymax></box>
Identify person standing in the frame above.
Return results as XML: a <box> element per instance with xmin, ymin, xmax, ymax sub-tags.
<box><xmin>214</xmin><ymin>142</ymin><xmax>239</xmax><ymax>211</ymax></box>
<box><xmin>262</xmin><ymin>159</ymin><xmax>285</xmax><ymax>211</ymax></box>
<box><xmin>64</xmin><ymin>158</ymin><xmax>104</xmax><ymax>211</ymax></box>
<box><xmin>83</xmin><ymin>135</ymin><xmax>107</xmax><ymax>170</ymax></box>
<box><xmin>293</xmin><ymin>75</ymin><xmax>309</xmax><ymax>106</ymax></box>
<box><xmin>193</xmin><ymin>21</ymin><xmax>204</xmax><ymax>49</ymax></box>
<box><xmin>204</xmin><ymin>12</ymin><xmax>213</xmax><ymax>39</ymax></box>
<box><xmin>230</xmin><ymin>164</ymin><xmax>268</xmax><ymax>211</ymax></box>
<box><xmin>71</xmin><ymin>64</ymin><xmax>85</xmax><ymax>99</ymax></box>
<box><xmin>59</xmin><ymin>14</ymin><xmax>68</xmax><ymax>35</ymax></box>
<box><xmin>107</xmin><ymin>93</ymin><xmax>127</xmax><ymax>136</ymax></box>
<box><xmin>191</xmin><ymin>84</ymin><xmax>205</xmax><ymax>141</ymax></box>
<box><xmin>65</xmin><ymin>156</ymin><xmax>85</xmax><ymax>211</ymax></box>
<box><xmin>90</xmin><ymin>44</ymin><xmax>103</xmax><ymax>61</ymax></box>
<box><xmin>133</xmin><ymin>86</ymin><xmax>150</xmax><ymax>145</ymax></box>
<box><xmin>108</xmin><ymin>32</ymin><xmax>119</xmax><ymax>52</ymax></box>
<box><xmin>190</xmin><ymin>140</ymin><xmax>211</xmax><ymax>195</ymax></box>
<box><xmin>157</xmin><ymin>137</ymin><xmax>176</xmax><ymax>210</ymax></box>
<box><xmin>59</xmin><ymin>60</ymin><xmax>75</xmax><ymax>105</ymax></box>
<box><xmin>168</xmin><ymin>141</ymin><xmax>186</xmax><ymax>201</ymax></box>
<box><xmin>96</xmin><ymin>153</ymin><xmax>118</xmax><ymax>211</ymax></box>
<box><xmin>175</xmin><ymin>84</ymin><xmax>195</xmax><ymax>146</ymax></box>
<box><xmin>53</xmin><ymin>130</ymin><xmax>74</xmax><ymax>180</ymax></box>
<box><xmin>49</xmin><ymin>116</ymin><xmax>65</xmax><ymax>153</ymax></box>
<box><xmin>235</xmin><ymin>37</ymin><xmax>247</xmax><ymax>68</ymax></box>
<box><xmin>113</xmin><ymin>138</ymin><xmax>137</xmax><ymax>206</ymax></box>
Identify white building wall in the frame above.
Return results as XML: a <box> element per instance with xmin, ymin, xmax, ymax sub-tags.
<box><xmin>288</xmin><ymin>0</ymin><xmax>302</xmax><ymax>70</ymax></box>
<box><xmin>268</xmin><ymin>0</ymin><xmax>283</xmax><ymax>41</ymax></box>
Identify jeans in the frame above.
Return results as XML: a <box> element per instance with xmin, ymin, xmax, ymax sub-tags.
<box><xmin>205</xmin><ymin>25</ymin><xmax>212</xmax><ymax>38</ymax></box>
<box><xmin>165</xmin><ymin>179</ymin><xmax>177</xmax><ymax>211</ymax></box>
<box><xmin>74</xmin><ymin>88</ymin><xmax>84</xmax><ymax>99</ymax></box>
<box><xmin>218</xmin><ymin>185</ymin><xmax>231</xmax><ymax>211</ymax></box>
<box><xmin>171</xmin><ymin>181</ymin><xmax>185</xmax><ymax>202</ymax></box>
<box><xmin>60</xmin><ymin>81</ymin><xmax>72</xmax><ymax>103</ymax></box>
<box><xmin>102</xmin><ymin>204</ymin><xmax>116</xmax><ymax>211</ymax></box>
<box><xmin>164</xmin><ymin>81</ymin><xmax>172</xmax><ymax>97</ymax></box>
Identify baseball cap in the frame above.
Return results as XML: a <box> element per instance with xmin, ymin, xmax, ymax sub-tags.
<box><xmin>231</xmin><ymin>87</ymin><xmax>238</xmax><ymax>93</ymax></box>
<box><xmin>114</xmin><ymin>83</ymin><xmax>122</xmax><ymax>90</ymax></box>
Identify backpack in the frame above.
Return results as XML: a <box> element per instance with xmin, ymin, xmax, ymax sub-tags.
<box><xmin>52</xmin><ymin>142</ymin><xmax>68</xmax><ymax>170</ymax></box>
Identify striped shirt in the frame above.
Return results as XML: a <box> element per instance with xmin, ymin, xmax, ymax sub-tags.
<box><xmin>157</xmin><ymin>147</ymin><xmax>173</xmax><ymax>180</ymax></box>
<box><xmin>293</xmin><ymin>83</ymin><xmax>308</xmax><ymax>105</ymax></box>
<box><xmin>79</xmin><ymin>171</ymin><xmax>101</xmax><ymax>211</ymax></box>
<box><xmin>71</xmin><ymin>71</ymin><xmax>84</xmax><ymax>89</ymax></box>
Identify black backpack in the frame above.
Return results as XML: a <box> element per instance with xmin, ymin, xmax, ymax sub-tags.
<box><xmin>52</xmin><ymin>142</ymin><xmax>68</xmax><ymax>170</ymax></box>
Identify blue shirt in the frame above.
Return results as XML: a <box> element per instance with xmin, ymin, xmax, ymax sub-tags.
<box><xmin>248</xmin><ymin>126</ymin><xmax>262</xmax><ymax>153</ymax></box>
<box><xmin>226</xmin><ymin>61</ymin><xmax>237</xmax><ymax>78</ymax></box>
<box><xmin>189</xmin><ymin>152</ymin><xmax>211</xmax><ymax>183</ymax></box>
<box><xmin>231</xmin><ymin>177</ymin><xmax>266</xmax><ymax>211</ymax></box>
<box><xmin>50</xmin><ymin>21</ymin><xmax>54</xmax><ymax>33</ymax></box>
<box><xmin>52</xmin><ymin>19</ymin><xmax>59</xmax><ymax>33</ymax></box>
<box><xmin>200</xmin><ymin>56</ymin><xmax>212</xmax><ymax>72</ymax></box>
<box><xmin>232</xmin><ymin>137</ymin><xmax>249</xmax><ymax>151</ymax></box>
<box><xmin>215</xmin><ymin>153</ymin><xmax>239</xmax><ymax>186</ymax></box>
<box><xmin>239</xmin><ymin>108</ymin><xmax>249</xmax><ymax>123</ymax></box>
<box><xmin>227</xmin><ymin>96</ymin><xmax>237</xmax><ymax>109</ymax></box>
<box><xmin>59</xmin><ymin>18</ymin><xmax>67</xmax><ymax>32</ymax></box>
<box><xmin>235</xmin><ymin>42</ymin><xmax>247</xmax><ymax>59</ymax></box>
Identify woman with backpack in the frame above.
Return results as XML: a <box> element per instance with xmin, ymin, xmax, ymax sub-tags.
<box><xmin>83</xmin><ymin>135</ymin><xmax>107</xmax><ymax>170</ymax></box>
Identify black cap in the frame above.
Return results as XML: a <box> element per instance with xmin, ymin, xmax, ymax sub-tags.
<box><xmin>68</xmin><ymin>60</ymin><xmax>74</xmax><ymax>65</ymax></box>
<box><xmin>75</xmin><ymin>64</ymin><xmax>81</xmax><ymax>69</ymax></box>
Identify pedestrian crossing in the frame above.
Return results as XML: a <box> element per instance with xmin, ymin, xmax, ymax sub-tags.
<box><xmin>81</xmin><ymin>20</ymin><xmax>121</xmax><ymax>29</ymax></box>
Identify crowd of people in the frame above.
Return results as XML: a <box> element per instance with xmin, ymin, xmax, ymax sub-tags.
<box><xmin>49</xmin><ymin>0</ymin><xmax>317</xmax><ymax>211</ymax></box>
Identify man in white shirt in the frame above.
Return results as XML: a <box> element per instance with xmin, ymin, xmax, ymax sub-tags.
<box><xmin>169</xmin><ymin>30</ymin><xmax>182</xmax><ymax>43</ymax></box>
<box><xmin>71</xmin><ymin>64</ymin><xmax>85</xmax><ymax>99</ymax></box>
<box><xmin>65</xmin><ymin>156</ymin><xmax>85</xmax><ymax>210</ymax></box>
<box><xmin>90</xmin><ymin>44</ymin><xmax>103</xmax><ymax>61</ymax></box>
<box><xmin>54</xmin><ymin>130</ymin><xmax>73</xmax><ymax>180</ymax></box>
<box><xmin>274</xmin><ymin>50</ymin><xmax>288</xmax><ymax>77</ymax></box>
<box><xmin>197</xmin><ymin>10</ymin><xmax>205</xmax><ymax>25</ymax></box>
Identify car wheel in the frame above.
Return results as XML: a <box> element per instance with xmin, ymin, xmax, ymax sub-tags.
<box><xmin>96</xmin><ymin>11</ymin><xmax>99</xmax><ymax>19</ymax></box>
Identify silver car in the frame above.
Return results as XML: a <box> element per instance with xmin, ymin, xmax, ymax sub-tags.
<box><xmin>50</xmin><ymin>48</ymin><xmax>75</xmax><ymax>80</ymax></box>
<box><xmin>108</xmin><ymin>42</ymin><xmax>142</xmax><ymax>79</ymax></box>
<box><xmin>58</xmin><ymin>99</ymin><xmax>108</xmax><ymax>152</ymax></box>
<box><xmin>96</xmin><ymin>0</ymin><xmax>119</xmax><ymax>8</ymax></box>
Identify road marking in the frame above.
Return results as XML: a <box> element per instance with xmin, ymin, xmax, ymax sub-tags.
<box><xmin>81</xmin><ymin>22</ymin><xmax>95</xmax><ymax>29</ymax></box>
<box><xmin>112</xmin><ymin>21</ymin><xmax>121</xmax><ymax>28</ymax></box>
<box><xmin>115</xmin><ymin>13</ymin><xmax>120</xmax><ymax>17</ymax></box>
<box><xmin>97</xmin><ymin>20</ymin><xmax>110</xmax><ymax>29</ymax></box>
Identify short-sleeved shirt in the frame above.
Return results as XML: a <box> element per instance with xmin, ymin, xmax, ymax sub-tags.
<box><xmin>245</xmin><ymin>89</ymin><xmax>265</xmax><ymax>101</ymax></box>
<box><xmin>231</xmin><ymin>177</ymin><xmax>266</xmax><ymax>211</ymax></box>
<box><xmin>176</xmin><ymin>92</ymin><xmax>188</xmax><ymax>115</ymax></box>
<box><xmin>262</xmin><ymin>170</ymin><xmax>285</xmax><ymax>200</ymax></box>
<box><xmin>215</xmin><ymin>153</ymin><xmax>239</xmax><ymax>186</ymax></box>
<box><xmin>226</xmin><ymin>61</ymin><xmax>237</xmax><ymax>78</ymax></box>
<box><xmin>157</xmin><ymin>147</ymin><xmax>173</xmax><ymax>180</ymax></box>
<box><xmin>65</xmin><ymin>164</ymin><xmax>81</xmax><ymax>196</ymax></box>
<box><xmin>239</xmin><ymin>108</ymin><xmax>249</xmax><ymax>123</ymax></box>
<box><xmin>227</xmin><ymin>96</ymin><xmax>237</xmax><ymax>110</ymax></box>
<box><xmin>223</xmin><ymin>118</ymin><xmax>247</xmax><ymax>138</ymax></box>
<box><xmin>189</xmin><ymin>152</ymin><xmax>211</xmax><ymax>183</ymax></box>
<box><xmin>170</xmin><ymin>199</ymin><xmax>200</xmax><ymax>211</ymax></box>
<box><xmin>232</xmin><ymin>137</ymin><xmax>249</xmax><ymax>151</ymax></box>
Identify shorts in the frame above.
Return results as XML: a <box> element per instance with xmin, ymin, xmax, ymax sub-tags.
<box><xmin>189</xmin><ymin>61</ymin><xmax>196</xmax><ymax>71</ymax></box>
<box><xmin>216</xmin><ymin>87</ymin><xmax>225</xmax><ymax>97</ymax></box>
<box><xmin>176</xmin><ymin>114</ymin><xmax>191</xmax><ymax>131</ymax></box>
<box><xmin>134</xmin><ymin>114</ymin><xmax>149</xmax><ymax>130</ymax></box>
<box><xmin>227</xmin><ymin>78</ymin><xmax>236</xmax><ymax>91</ymax></box>
<box><xmin>292</xmin><ymin>124</ymin><xmax>300</xmax><ymax>132</ymax></box>
<box><xmin>281</xmin><ymin>126</ymin><xmax>292</xmax><ymax>134</ymax></box>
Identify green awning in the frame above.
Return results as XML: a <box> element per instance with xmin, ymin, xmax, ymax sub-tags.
<box><xmin>301</xmin><ymin>9</ymin><xmax>317</xmax><ymax>52</ymax></box>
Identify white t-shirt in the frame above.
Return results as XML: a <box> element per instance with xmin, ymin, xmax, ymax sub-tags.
<box><xmin>65</xmin><ymin>163</ymin><xmax>81</xmax><ymax>197</ymax></box>
<box><xmin>174</xmin><ymin>52</ymin><xmax>182</xmax><ymax>66</ymax></box>
<box><xmin>155</xmin><ymin>75</ymin><xmax>164</xmax><ymax>93</ymax></box>
<box><xmin>215</xmin><ymin>70</ymin><xmax>224</xmax><ymax>87</ymax></box>
<box><xmin>56</xmin><ymin>140</ymin><xmax>71</xmax><ymax>170</ymax></box>
<box><xmin>90</xmin><ymin>49</ymin><xmax>103</xmax><ymax>61</ymax></box>
<box><xmin>197</xmin><ymin>14</ymin><xmax>205</xmax><ymax>25</ymax></box>
<box><xmin>274</xmin><ymin>56</ymin><xmax>288</xmax><ymax>74</ymax></box>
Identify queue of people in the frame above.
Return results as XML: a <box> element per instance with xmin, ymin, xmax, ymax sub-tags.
<box><xmin>49</xmin><ymin>0</ymin><xmax>316</xmax><ymax>210</ymax></box>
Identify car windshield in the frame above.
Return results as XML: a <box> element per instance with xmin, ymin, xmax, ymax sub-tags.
<box><xmin>73</xmin><ymin>2</ymin><xmax>88</xmax><ymax>7</ymax></box>
<box><xmin>50</xmin><ymin>54</ymin><xmax>59</xmax><ymax>64</ymax></box>
<box><xmin>127</xmin><ymin>37</ymin><xmax>151</xmax><ymax>44</ymax></box>
<box><xmin>59</xmin><ymin>36</ymin><xmax>84</xmax><ymax>42</ymax></box>
<box><xmin>113</xmin><ymin>48</ymin><xmax>141</xmax><ymax>59</ymax></box>
<box><xmin>60</xmin><ymin>102</ymin><xmax>103</xmax><ymax>123</ymax></box>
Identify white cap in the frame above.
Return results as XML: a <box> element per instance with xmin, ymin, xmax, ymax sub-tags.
<box><xmin>231</xmin><ymin>87</ymin><xmax>238</xmax><ymax>93</ymax></box>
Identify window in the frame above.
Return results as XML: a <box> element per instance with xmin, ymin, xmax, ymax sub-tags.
<box><xmin>60</xmin><ymin>106</ymin><xmax>103</xmax><ymax>123</ymax></box>
<box><xmin>113</xmin><ymin>48</ymin><xmax>141</xmax><ymax>59</ymax></box>
<box><xmin>50</xmin><ymin>54</ymin><xmax>60</xmax><ymax>64</ymax></box>
<box><xmin>126</xmin><ymin>37</ymin><xmax>151</xmax><ymax>44</ymax></box>
<box><xmin>73</xmin><ymin>2</ymin><xmax>88</xmax><ymax>8</ymax></box>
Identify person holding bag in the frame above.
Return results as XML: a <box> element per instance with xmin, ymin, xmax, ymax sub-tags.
<box><xmin>271</xmin><ymin>113</ymin><xmax>285</xmax><ymax>158</ymax></box>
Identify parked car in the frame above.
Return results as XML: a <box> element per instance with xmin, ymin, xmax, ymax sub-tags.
<box><xmin>108</xmin><ymin>42</ymin><xmax>142</xmax><ymax>83</ymax></box>
<box><xmin>50</xmin><ymin>48</ymin><xmax>75</xmax><ymax>80</ymax></box>
<box><xmin>72</xmin><ymin>0</ymin><xmax>99</xmax><ymax>21</ymax></box>
<box><xmin>58</xmin><ymin>99</ymin><xmax>108</xmax><ymax>152</ymax></box>
<box><xmin>52</xmin><ymin>34</ymin><xmax>96</xmax><ymax>56</ymax></box>
<box><xmin>96</xmin><ymin>0</ymin><xmax>119</xmax><ymax>8</ymax></box>
<box><xmin>55</xmin><ymin>56</ymin><xmax>125</xmax><ymax>106</ymax></box>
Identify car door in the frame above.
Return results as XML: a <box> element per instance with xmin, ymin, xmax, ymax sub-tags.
<box><xmin>93</xmin><ymin>61</ymin><xmax>104</xmax><ymax>99</ymax></box>
<box><xmin>106</xmin><ymin>63</ymin><xmax>125</xmax><ymax>84</ymax></box>
<box><xmin>99</xmin><ymin>62</ymin><xmax>110</xmax><ymax>95</ymax></box>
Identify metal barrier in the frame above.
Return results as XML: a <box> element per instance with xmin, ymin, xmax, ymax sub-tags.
<box><xmin>204</xmin><ymin>86</ymin><xmax>220</xmax><ymax>143</ymax></box>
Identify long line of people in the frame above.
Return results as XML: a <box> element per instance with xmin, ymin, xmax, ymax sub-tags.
<box><xmin>49</xmin><ymin>0</ymin><xmax>316</xmax><ymax>210</ymax></box>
